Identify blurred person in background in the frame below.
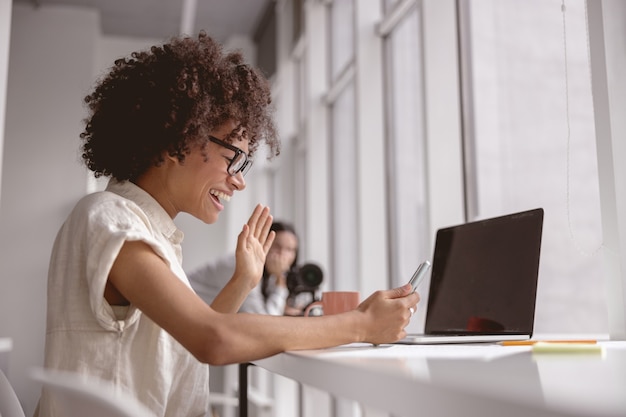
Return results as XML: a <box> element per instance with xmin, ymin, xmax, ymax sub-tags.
<box><xmin>189</xmin><ymin>221</ymin><xmax>311</xmax><ymax>315</ymax></box>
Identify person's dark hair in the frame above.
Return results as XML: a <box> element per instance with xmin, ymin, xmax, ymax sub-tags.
<box><xmin>261</xmin><ymin>221</ymin><xmax>298</xmax><ymax>301</ymax></box>
<box><xmin>80</xmin><ymin>31</ymin><xmax>279</xmax><ymax>181</ymax></box>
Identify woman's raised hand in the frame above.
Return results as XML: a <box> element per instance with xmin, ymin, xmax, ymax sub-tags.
<box><xmin>234</xmin><ymin>204</ymin><xmax>275</xmax><ymax>288</ymax></box>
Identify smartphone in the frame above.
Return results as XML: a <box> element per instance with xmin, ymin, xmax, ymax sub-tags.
<box><xmin>408</xmin><ymin>260</ymin><xmax>431</xmax><ymax>293</ymax></box>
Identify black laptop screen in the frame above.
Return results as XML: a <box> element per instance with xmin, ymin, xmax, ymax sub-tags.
<box><xmin>424</xmin><ymin>208</ymin><xmax>543</xmax><ymax>335</ymax></box>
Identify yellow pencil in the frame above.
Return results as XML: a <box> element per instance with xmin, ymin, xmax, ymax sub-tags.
<box><xmin>499</xmin><ymin>339</ymin><xmax>597</xmax><ymax>346</ymax></box>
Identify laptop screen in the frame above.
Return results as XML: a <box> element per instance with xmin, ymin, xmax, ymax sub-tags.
<box><xmin>425</xmin><ymin>208</ymin><xmax>544</xmax><ymax>336</ymax></box>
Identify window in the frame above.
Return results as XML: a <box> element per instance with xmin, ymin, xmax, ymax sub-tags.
<box><xmin>254</xmin><ymin>1</ymin><xmax>277</xmax><ymax>79</ymax></box>
<box><xmin>328</xmin><ymin>0</ymin><xmax>358</xmax><ymax>291</ymax></box>
<box><xmin>329</xmin><ymin>0</ymin><xmax>355</xmax><ymax>80</ymax></box>
<box><xmin>381</xmin><ymin>3</ymin><xmax>430</xmax><ymax>296</ymax></box>
<box><xmin>460</xmin><ymin>0</ymin><xmax>605</xmax><ymax>333</ymax></box>
<box><xmin>329</xmin><ymin>82</ymin><xmax>358</xmax><ymax>290</ymax></box>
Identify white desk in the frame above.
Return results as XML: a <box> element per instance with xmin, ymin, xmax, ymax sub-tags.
<box><xmin>253</xmin><ymin>340</ymin><xmax>626</xmax><ymax>417</ymax></box>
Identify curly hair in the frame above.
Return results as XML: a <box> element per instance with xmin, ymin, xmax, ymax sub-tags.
<box><xmin>80</xmin><ymin>31</ymin><xmax>279</xmax><ymax>181</ymax></box>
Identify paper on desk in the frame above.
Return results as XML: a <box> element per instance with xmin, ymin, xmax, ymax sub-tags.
<box><xmin>531</xmin><ymin>342</ymin><xmax>604</xmax><ymax>354</ymax></box>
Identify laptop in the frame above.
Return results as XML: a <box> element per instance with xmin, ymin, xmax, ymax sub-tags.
<box><xmin>398</xmin><ymin>208</ymin><xmax>544</xmax><ymax>344</ymax></box>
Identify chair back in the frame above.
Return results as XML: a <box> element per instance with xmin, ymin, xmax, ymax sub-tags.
<box><xmin>0</xmin><ymin>368</ymin><xmax>26</xmax><ymax>417</ymax></box>
<box><xmin>31</xmin><ymin>368</ymin><xmax>155</xmax><ymax>417</ymax></box>
<box><xmin>0</xmin><ymin>337</ymin><xmax>13</xmax><ymax>375</ymax></box>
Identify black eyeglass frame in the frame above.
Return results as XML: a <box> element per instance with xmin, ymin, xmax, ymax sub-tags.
<box><xmin>207</xmin><ymin>135</ymin><xmax>253</xmax><ymax>176</ymax></box>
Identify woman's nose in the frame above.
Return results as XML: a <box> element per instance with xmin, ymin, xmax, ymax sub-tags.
<box><xmin>229</xmin><ymin>171</ymin><xmax>246</xmax><ymax>190</ymax></box>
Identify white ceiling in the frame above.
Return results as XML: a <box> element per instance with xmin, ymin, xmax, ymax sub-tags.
<box><xmin>14</xmin><ymin>0</ymin><xmax>273</xmax><ymax>42</ymax></box>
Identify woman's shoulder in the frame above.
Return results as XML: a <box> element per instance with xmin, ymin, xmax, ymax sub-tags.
<box><xmin>78</xmin><ymin>189</ymin><xmax>127</xmax><ymax>205</ymax></box>
<box><xmin>75</xmin><ymin>180</ymin><xmax>144</xmax><ymax>209</ymax></box>
<box><xmin>67</xmin><ymin>190</ymin><xmax>145</xmax><ymax>229</ymax></box>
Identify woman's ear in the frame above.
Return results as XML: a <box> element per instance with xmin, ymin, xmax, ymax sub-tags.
<box><xmin>164</xmin><ymin>150</ymin><xmax>180</xmax><ymax>164</ymax></box>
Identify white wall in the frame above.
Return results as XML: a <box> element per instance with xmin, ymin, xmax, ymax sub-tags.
<box><xmin>0</xmin><ymin>5</ymin><xmax>98</xmax><ymax>415</ymax></box>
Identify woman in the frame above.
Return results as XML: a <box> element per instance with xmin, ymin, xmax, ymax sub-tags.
<box><xmin>36</xmin><ymin>31</ymin><xmax>419</xmax><ymax>417</ymax></box>
<box><xmin>256</xmin><ymin>221</ymin><xmax>301</xmax><ymax>315</ymax></box>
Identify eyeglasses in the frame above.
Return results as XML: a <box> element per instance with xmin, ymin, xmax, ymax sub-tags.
<box><xmin>208</xmin><ymin>135</ymin><xmax>253</xmax><ymax>177</ymax></box>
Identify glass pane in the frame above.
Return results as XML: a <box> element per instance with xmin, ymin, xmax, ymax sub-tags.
<box><xmin>294</xmin><ymin>56</ymin><xmax>307</xmax><ymax>248</ymax></box>
<box><xmin>385</xmin><ymin>8</ymin><xmax>429</xmax><ymax>292</ymax></box>
<box><xmin>329</xmin><ymin>0</ymin><xmax>355</xmax><ymax>81</ymax></box>
<box><xmin>463</xmin><ymin>0</ymin><xmax>605</xmax><ymax>333</ymax></box>
<box><xmin>297</xmin><ymin>55</ymin><xmax>307</xmax><ymax>127</ymax></box>
<box><xmin>330</xmin><ymin>82</ymin><xmax>358</xmax><ymax>290</ymax></box>
<box><xmin>384</xmin><ymin>0</ymin><xmax>403</xmax><ymax>14</ymax></box>
<box><xmin>293</xmin><ymin>141</ymin><xmax>307</xmax><ymax>257</ymax></box>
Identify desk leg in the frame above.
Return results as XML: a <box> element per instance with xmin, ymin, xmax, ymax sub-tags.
<box><xmin>238</xmin><ymin>362</ymin><xmax>251</xmax><ymax>417</ymax></box>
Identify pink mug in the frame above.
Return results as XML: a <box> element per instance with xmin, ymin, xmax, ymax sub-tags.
<box><xmin>304</xmin><ymin>291</ymin><xmax>360</xmax><ymax>316</ymax></box>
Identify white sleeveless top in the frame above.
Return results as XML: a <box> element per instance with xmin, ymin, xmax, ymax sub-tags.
<box><xmin>37</xmin><ymin>180</ymin><xmax>209</xmax><ymax>417</ymax></box>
